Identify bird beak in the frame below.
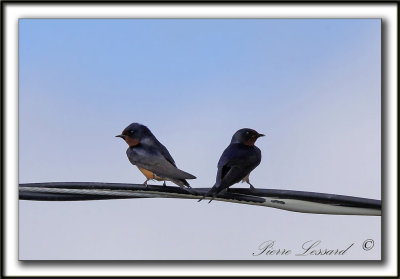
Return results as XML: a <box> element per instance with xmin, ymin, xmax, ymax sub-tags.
<box><xmin>115</xmin><ymin>134</ymin><xmax>125</xmax><ymax>139</ymax></box>
<box><xmin>257</xmin><ymin>133</ymin><xmax>265</xmax><ymax>138</ymax></box>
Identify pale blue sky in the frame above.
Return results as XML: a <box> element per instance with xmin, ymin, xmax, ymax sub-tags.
<box><xmin>19</xmin><ymin>19</ymin><xmax>381</xmax><ymax>260</ymax></box>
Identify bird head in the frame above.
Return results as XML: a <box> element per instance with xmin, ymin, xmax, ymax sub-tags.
<box><xmin>115</xmin><ymin>122</ymin><xmax>152</xmax><ymax>147</ymax></box>
<box><xmin>231</xmin><ymin>128</ymin><xmax>265</xmax><ymax>146</ymax></box>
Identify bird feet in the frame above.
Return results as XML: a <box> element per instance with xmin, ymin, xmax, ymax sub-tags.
<box><xmin>143</xmin><ymin>179</ymin><xmax>149</xmax><ymax>188</ymax></box>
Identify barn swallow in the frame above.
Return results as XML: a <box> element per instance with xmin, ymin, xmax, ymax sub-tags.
<box><xmin>198</xmin><ymin>128</ymin><xmax>264</xmax><ymax>203</ymax></box>
<box><xmin>116</xmin><ymin>123</ymin><xmax>196</xmax><ymax>189</ymax></box>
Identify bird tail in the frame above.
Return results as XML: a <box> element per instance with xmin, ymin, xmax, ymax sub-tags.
<box><xmin>175</xmin><ymin>169</ymin><xmax>196</xmax><ymax>180</ymax></box>
<box><xmin>181</xmin><ymin>179</ymin><xmax>190</xmax><ymax>187</ymax></box>
<box><xmin>170</xmin><ymin>179</ymin><xmax>200</xmax><ymax>195</ymax></box>
<box><xmin>171</xmin><ymin>178</ymin><xmax>191</xmax><ymax>188</ymax></box>
<box><xmin>198</xmin><ymin>185</ymin><xmax>217</xmax><ymax>203</ymax></box>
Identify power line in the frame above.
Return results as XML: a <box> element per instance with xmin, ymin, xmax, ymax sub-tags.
<box><xmin>19</xmin><ymin>182</ymin><xmax>381</xmax><ymax>216</ymax></box>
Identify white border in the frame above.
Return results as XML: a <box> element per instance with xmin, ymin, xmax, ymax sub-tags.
<box><xmin>4</xmin><ymin>3</ymin><xmax>398</xmax><ymax>277</ymax></box>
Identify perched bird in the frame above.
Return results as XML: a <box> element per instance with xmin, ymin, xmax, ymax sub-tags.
<box><xmin>199</xmin><ymin>128</ymin><xmax>264</xmax><ymax>203</ymax></box>
<box><xmin>116</xmin><ymin>123</ymin><xmax>196</xmax><ymax>189</ymax></box>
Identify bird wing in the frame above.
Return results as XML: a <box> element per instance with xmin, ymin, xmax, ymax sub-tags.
<box><xmin>217</xmin><ymin>165</ymin><xmax>247</xmax><ymax>190</ymax></box>
<box><xmin>127</xmin><ymin>147</ymin><xmax>196</xmax><ymax>180</ymax></box>
<box><xmin>215</xmin><ymin>144</ymin><xmax>261</xmax><ymax>190</ymax></box>
<box><xmin>152</xmin><ymin>138</ymin><xmax>177</xmax><ymax>167</ymax></box>
<box><xmin>138</xmin><ymin>156</ymin><xmax>196</xmax><ymax>180</ymax></box>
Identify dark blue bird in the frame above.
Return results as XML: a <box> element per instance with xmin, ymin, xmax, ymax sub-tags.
<box><xmin>199</xmin><ymin>128</ymin><xmax>264</xmax><ymax>203</ymax></box>
<box><xmin>116</xmin><ymin>123</ymin><xmax>196</xmax><ymax>189</ymax></box>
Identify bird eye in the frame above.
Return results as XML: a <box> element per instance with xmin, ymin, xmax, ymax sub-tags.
<box><xmin>130</xmin><ymin>130</ymin><xmax>134</xmax><ymax>134</ymax></box>
<box><xmin>246</xmin><ymin>131</ymin><xmax>250</xmax><ymax>135</ymax></box>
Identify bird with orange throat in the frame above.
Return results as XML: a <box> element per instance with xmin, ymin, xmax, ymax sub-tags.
<box><xmin>116</xmin><ymin>123</ymin><xmax>196</xmax><ymax>190</ymax></box>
